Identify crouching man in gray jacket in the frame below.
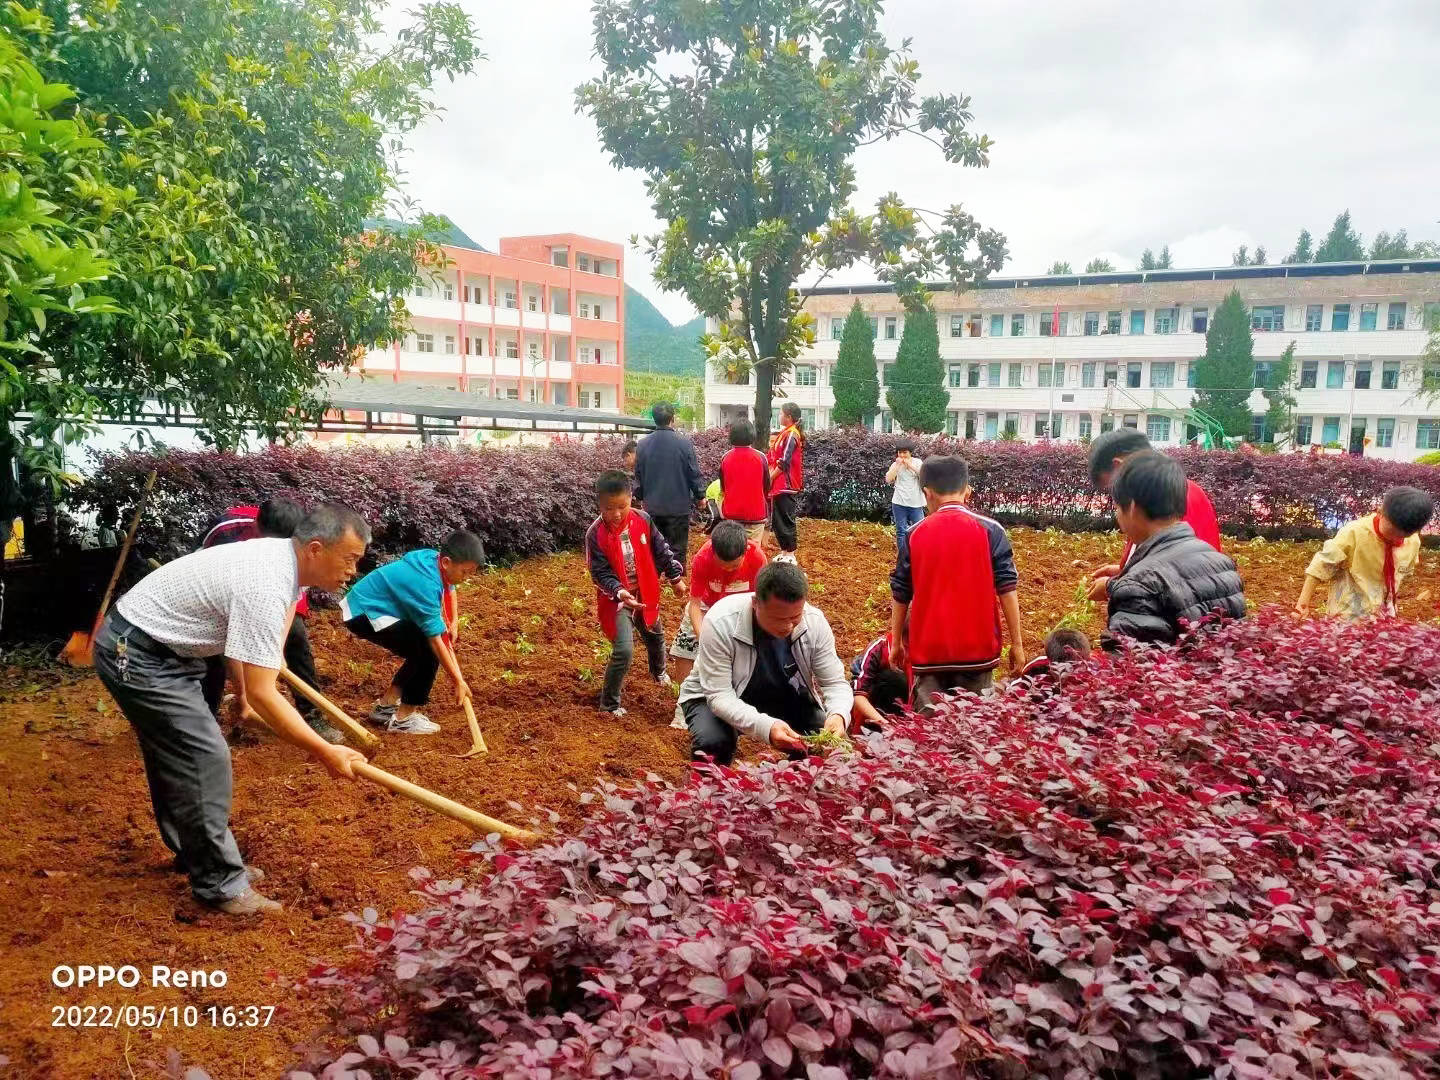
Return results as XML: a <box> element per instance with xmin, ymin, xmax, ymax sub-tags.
<box><xmin>678</xmin><ymin>562</ymin><xmax>853</xmax><ymax>766</ymax></box>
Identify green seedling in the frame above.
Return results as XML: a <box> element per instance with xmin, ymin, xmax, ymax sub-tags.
<box><xmin>577</xmin><ymin>666</ymin><xmax>594</xmax><ymax>684</ymax></box>
<box><xmin>803</xmin><ymin>730</ymin><xmax>854</xmax><ymax>755</ymax></box>
<box><xmin>515</xmin><ymin>633</ymin><xmax>536</xmax><ymax>656</ymax></box>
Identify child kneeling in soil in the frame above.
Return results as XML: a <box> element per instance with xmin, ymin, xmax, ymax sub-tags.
<box><xmin>587</xmin><ymin>470</ymin><xmax>686</xmax><ymax>717</ymax></box>
<box><xmin>1296</xmin><ymin>486</ymin><xmax>1433</xmax><ymax>619</ymax></box>
<box><xmin>850</xmin><ymin>633</ymin><xmax>910</xmax><ymax>732</ymax></box>
<box><xmin>341</xmin><ymin>530</ymin><xmax>486</xmax><ymax>735</ymax></box>
<box><xmin>1015</xmin><ymin>629</ymin><xmax>1092</xmax><ymax>686</ymax></box>
<box><xmin>672</xmin><ymin>521</ymin><xmax>767</xmax><ymax>684</ymax></box>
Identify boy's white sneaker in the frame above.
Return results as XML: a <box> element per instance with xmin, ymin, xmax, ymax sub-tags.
<box><xmin>654</xmin><ymin>673</ymin><xmax>674</xmax><ymax>689</ymax></box>
<box><xmin>772</xmin><ymin>552</ymin><xmax>798</xmax><ymax>564</ymax></box>
<box><xmin>670</xmin><ymin>703</ymin><xmax>688</xmax><ymax>731</ymax></box>
<box><xmin>605</xmin><ymin>706</ymin><xmax>628</xmax><ymax>718</ymax></box>
<box><xmin>387</xmin><ymin>712</ymin><xmax>441</xmax><ymax>735</ymax></box>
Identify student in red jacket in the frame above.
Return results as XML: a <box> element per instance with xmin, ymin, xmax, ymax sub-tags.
<box><xmin>1086</xmin><ymin>429</ymin><xmax>1221</xmax><ymax>601</ymax></box>
<box><xmin>890</xmin><ymin>455</ymin><xmax>1027</xmax><ymax>709</ymax></box>
<box><xmin>719</xmin><ymin>419</ymin><xmax>770</xmax><ymax>545</ymax></box>
<box><xmin>586</xmin><ymin>470</ymin><xmax>686</xmax><ymax>717</ymax></box>
<box><xmin>767</xmin><ymin>402</ymin><xmax>805</xmax><ymax>560</ymax></box>
<box><xmin>670</xmin><ymin>521</ymin><xmax>767</xmax><ymax>685</ymax></box>
<box><xmin>849</xmin><ymin>633</ymin><xmax>910</xmax><ymax>732</ymax></box>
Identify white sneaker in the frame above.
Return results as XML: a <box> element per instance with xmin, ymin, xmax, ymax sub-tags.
<box><xmin>606</xmin><ymin>706</ymin><xmax>628</xmax><ymax>718</ymax></box>
<box><xmin>387</xmin><ymin>712</ymin><xmax>440</xmax><ymax>735</ymax></box>
<box><xmin>654</xmin><ymin>673</ymin><xmax>674</xmax><ymax>689</ymax></box>
<box><xmin>670</xmin><ymin>703</ymin><xmax>687</xmax><ymax>731</ymax></box>
<box><xmin>772</xmin><ymin>552</ymin><xmax>797</xmax><ymax>564</ymax></box>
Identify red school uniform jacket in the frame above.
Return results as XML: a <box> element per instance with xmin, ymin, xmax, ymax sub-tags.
<box><xmin>585</xmin><ymin>509</ymin><xmax>684</xmax><ymax>639</ymax></box>
<box><xmin>1120</xmin><ymin>479</ymin><xmax>1221</xmax><ymax>566</ymax></box>
<box><xmin>689</xmin><ymin>539</ymin><xmax>767</xmax><ymax>608</ymax></box>
<box><xmin>718</xmin><ymin>446</ymin><xmax>770</xmax><ymax>524</ymax></box>
<box><xmin>201</xmin><ymin>504</ymin><xmax>310</xmax><ymax>617</ymax></box>
<box><xmin>890</xmin><ymin>503</ymin><xmax>1019</xmax><ymax>672</ymax></box>
<box><xmin>766</xmin><ymin>426</ymin><xmax>804</xmax><ymax>496</ymax></box>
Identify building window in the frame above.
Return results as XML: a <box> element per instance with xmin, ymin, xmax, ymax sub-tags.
<box><xmin>1321</xmin><ymin>416</ymin><xmax>1341</xmax><ymax>445</ymax></box>
<box><xmin>1305</xmin><ymin>304</ymin><xmax>1323</xmax><ymax>331</ymax></box>
<box><xmin>965</xmin><ymin>411</ymin><xmax>978</xmax><ymax>439</ymax></box>
<box><xmin>1146</xmin><ymin>415</ymin><xmax>1172</xmax><ymax>442</ymax></box>
<box><xmin>879</xmin><ymin>410</ymin><xmax>893</xmax><ymax>434</ymax></box>
<box><xmin>415</xmin><ymin>333</ymin><xmax>434</xmax><ymax>353</ymax></box>
<box><xmin>1104</xmin><ymin>362</ymin><xmax>1119</xmax><ymax>387</ymax></box>
<box><xmin>1326</xmin><ymin>361</ymin><xmax>1345</xmax><ymax>389</ymax></box>
<box><xmin>801</xmin><ymin>408</ymin><xmax>816</xmax><ymax>429</ymax></box>
<box><xmin>1192</xmin><ymin>307</ymin><xmax>1209</xmax><ymax>333</ymax></box>
<box><xmin>1003</xmin><ymin>412</ymin><xmax>1019</xmax><ymax>437</ymax></box>
<box><xmin>946</xmin><ymin>411</ymin><xmax>960</xmax><ymax>436</ymax></box>
<box><xmin>1008</xmin><ymin>363</ymin><xmax>1022</xmax><ymax>387</ymax></box>
<box><xmin>794</xmin><ymin>364</ymin><xmax>817</xmax><ymax>387</ymax></box>
<box><xmin>1331</xmin><ymin>303</ymin><xmax>1350</xmax><ymax>331</ymax></box>
<box><xmin>1083</xmin><ymin>312</ymin><xmax>1099</xmax><ymax>336</ymax></box>
<box><xmin>579</xmin><ymin>302</ymin><xmax>590</xmax><ymax>319</ymax></box>
<box><xmin>1381</xmin><ymin>361</ymin><xmax>1400</xmax><ymax>390</ymax></box>
<box><xmin>967</xmin><ymin>363</ymin><xmax>981</xmax><ymax>387</ymax></box>
<box><xmin>950</xmin><ymin>315</ymin><xmax>964</xmax><ymax>338</ymax></box>
<box><xmin>577</xmin><ymin>254</ymin><xmax>591</xmax><ymax>272</ymax></box>
<box><xmin>1354</xmin><ymin>362</ymin><xmax>1371</xmax><ymax>390</ymax></box>
<box><xmin>948</xmin><ymin>365</ymin><xmax>964</xmax><ymax>388</ymax></box>
<box><xmin>1251</xmin><ymin>305</ymin><xmax>1285</xmax><ymax>332</ymax></box>
<box><xmin>444</xmin><ymin>335</ymin><xmax>456</xmax><ymax>355</ymax></box>
<box><xmin>1101</xmin><ymin>415</ymin><xmax>1116</xmax><ymax>433</ymax></box>
<box><xmin>1010</xmin><ymin>313</ymin><xmax>1025</xmax><ymax>337</ymax></box>
<box><xmin>1250</xmin><ymin>414</ymin><xmax>1274</xmax><ymax>444</ymax></box>
<box><xmin>506</xmin><ymin>387</ymin><xmax>520</xmax><ymax>401</ymax></box>
<box><xmin>989</xmin><ymin>314</ymin><xmax>1004</xmax><ymax>337</ymax></box>
<box><xmin>1375</xmin><ymin>417</ymin><xmax>1395</xmax><ymax>448</ymax></box>
<box><xmin>1081</xmin><ymin>362</ymin><xmax>1096</xmax><ymax>388</ymax></box>
<box><xmin>443</xmin><ymin>282</ymin><xmax>454</xmax><ymax>301</ymax></box>
<box><xmin>1417</xmin><ymin>419</ymin><xmax>1440</xmax><ymax>450</ymax></box>
<box><xmin>869</xmin><ymin>318</ymin><xmax>879</xmax><ymax>340</ymax></box>
<box><xmin>1126</xmin><ymin>362</ymin><xmax>1142</xmax><ymax>389</ymax></box>
<box><xmin>1078</xmin><ymin>414</ymin><xmax>1093</xmax><ymax>440</ymax></box>
<box><xmin>1296</xmin><ymin>416</ymin><xmax>1313</xmax><ymax>445</ymax></box>
<box><xmin>830</xmin><ymin>317</ymin><xmax>843</xmax><ymax>340</ymax></box>
<box><xmin>1037</xmin><ymin>362</ymin><xmax>1053</xmax><ymax>388</ymax></box>
<box><xmin>1387</xmin><ymin>302</ymin><xmax>1406</xmax><ymax>330</ymax></box>
<box><xmin>984</xmin><ymin>412</ymin><xmax>999</xmax><ymax>439</ymax></box>
<box><xmin>1359</xmin><ymin>302</ymin><xmax>1378</xmax><ymax>331</ymax></box>
<box><xmin>1186</xmin><ymin>363</ymin><xmax>1197</xmax><ymax>388</ymax></box>
<box><xmin>885</xmin><ymin>316</ymin><xmax>898</xmax><ymax>340</ymax></box>
<box><xmin>527</xmin><ymin>342</ymin><xmax>541</xmax><ymax>360</ymax></box>
<box><xmin>881</xmin><ymin>363</ymin><xmax>893</xmax><ymax>387</ymax></box>
<box><xmin>1154</xmin><ymin>307</ymin><xmax>1178</xmax><ymax>334</ymax></box>
<box><xmin>413</xmin><ymin>284</ymin><xmax>429</xmax><ymax>298</ymax></box>
<box><xmin>1129</xmin><ymin>310</ymin><xmax>1145</xmax><ymax>335</ymax></box>
<box><xmin>504</xmin><ymin>290</ymin><xmax>518</xmax><ymax>309</ymax></box>
<box><xmin>1107</xmin><ymin>310</ymin><xmax>1122</xmax><ymax>335</ymax></box>
<box><xmin>1300</xmin><ymin>360</ymin><xmax>1318</xmax><ymax>388</ymax></box>
<box><xmin>1151</xmin><ymin>362</ymin><xmax>1175</xmax><ymax>388</ymax></box>
<box><xmin>1122</xmin><ymin>413</ymin><xmax>1140</xmax><ymax>430</ymax></box>
<box><xmin>1034</xmin><ymin>415</ymin><xmax>1051</xmax><ymax>439</ymax></box>
<box><xmin>505</xmin><ymin>340</ymin><xmax>519</xmax><ymax>359</ymax></box>
<box><xmin>1039</xmin><ymin>311</ymin><xmax>1069</xmax><ymax>337</ymax></box>
<box><xmin>1253</xmin><ymin>361</ymin><xmax>1276</xmax><ymax>389</ymax></box>
<box><xmin>987</xmin><ymin>362</ymin><xmax>1002</xmax><ymax>387</ymax></box>
<box><xmin>1053</xmin><ymin>362</ymin><xmax>1066</xmax><ymax>388</ymax></box>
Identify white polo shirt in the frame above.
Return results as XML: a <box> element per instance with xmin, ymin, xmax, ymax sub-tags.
<box><xmin>115</xmin><ymin>538</ymin><xmax>300</xmax><ymax>668</ymax></box>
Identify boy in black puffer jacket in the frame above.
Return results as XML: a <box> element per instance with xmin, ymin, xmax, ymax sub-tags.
<box><xmin>1104</xmin><ymin>451</ymin><xmax>1246</xmax><ymax>646</ymax></box>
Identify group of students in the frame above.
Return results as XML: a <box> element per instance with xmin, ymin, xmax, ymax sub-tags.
<box><xmin>589</xmin><ymin>419</ymin><xmax>1435</xmax><ymax>766</ymax></box>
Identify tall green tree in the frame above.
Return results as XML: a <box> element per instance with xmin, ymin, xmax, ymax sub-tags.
<box><xmin>3</xmin><ymin>0</ymin><xmax>480</xmax><ymax>521</ymax></box>
<box><xmin>1368</xmin><ymin>230</ymin><xmax>1412</xmax><ymax>259</ymax></box>
<box><xmin>829</xmin><ymin>301</ymin><xmax>879</xmax><ymax>426</ymax></box>
<box><xmin>1046</xmin><ymin>261</ymin><xmax>1073</xmax><ymax>274</ymax></box>
<box><xmin>1085</xmin><ymin>257</ymin><xmax>1115</xmax><ymax>273</ymax></box>
<box><xmin>1253</xmin><ymin>245</ymin><xmax>1267</xmax><ymax>265</ymax></box>
<box><xmin>1231</xmin><ymin>245</ymin><xmax>1251</xmax><ymax>267</ymax></box>
<box><xmin>576</xmin><ymin>0</ymin><xmax>1007</xmax><ymax>441</ymax></box>
<box><xmin>1314</xmin><ymin>211</ymin><xmax>1364</xmax><ymax>262</ymax></box>
<box><xmin>1157</xmin><ymin>245</ymin><xmax>1173</xmax><ymax>269</ymax></box>
<box><xmin>885</xmin><ymin>305</ymin><xmax>946</xmax><ymax>433</ymax></box>
<box><xmin>1262</xmin><ymin>341</ymin><xmax>1298</xmax><ymax>444</ymax></box>
<box><xmin>1138</xmin><ymin>248</ymin><xmax>1157</xmax><ymax>270</ymax></box>
<box><xmin>1283</xmin><ymin>228</ymin><xmax>1314</xmax><ymax>264</ymax></box>
<box><xmin>1192</xmin><ymin>289</ymin><xmax>1256</xmax><ymax>437</ymax></box>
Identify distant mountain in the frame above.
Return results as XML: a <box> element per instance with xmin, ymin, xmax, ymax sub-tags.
<box><xmin>626</xmin><ymin>286</ymin><xmax>706</xmax><ymax>376</ymax></box>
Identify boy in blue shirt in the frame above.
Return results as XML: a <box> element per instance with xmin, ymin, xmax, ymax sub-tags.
<box><xmin>341</xmin><ymin>530</ymin><xmax>486</xmax><ymax>734</ymax></box>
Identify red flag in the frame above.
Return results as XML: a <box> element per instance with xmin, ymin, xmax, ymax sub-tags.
<box><xmin>1051</xmin><ymin>305</ymin><xmax>1060</xmax><ymax>336</ymax></box>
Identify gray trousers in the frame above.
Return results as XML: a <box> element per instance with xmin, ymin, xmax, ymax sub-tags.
<box><xmin>911</xmin><ymin>668</ymin><xmax>994</xmax><ymax>711</ymax></box>
<box><xmin>601</xmin><ymin>609</ymin><xmax>666</xmax><ymax>710</ymax></box>
<box><xmin>94</xmin><ymin>614</ymin><xmax>248</xmax><ymax>905</ymax></box>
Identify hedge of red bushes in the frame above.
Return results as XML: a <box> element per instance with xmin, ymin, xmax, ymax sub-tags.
<box><xmin>74</xmin><ymin>430</ymin><xmax>1440</xmax><ymax>562</ymax></box>
<box><xmin>294</xmin><ymin>611</ymin><xmax>1440</xmax><ymax>1078</ymax></box>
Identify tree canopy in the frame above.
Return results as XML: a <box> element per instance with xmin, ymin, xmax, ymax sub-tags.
<box><xmin>1</xmin><ymin>0</ymin><xmax>480</xmax><ymax>520</ymax></box>
<box><xmin>885</xmin><ymin>306</ymin><xmax>946</xmax><ymax>433</ymax></box>
<box><xmin>1084</xmin><ymin>257</ymin><xmax>1115</xmax><ymax>273</ymax></box>
<box><xmin>576</xmin><ymin>0</ymin><xmax>1006</xmax><ymax>439</ymax></box>
<box><xmin>829</xmin><ymin>301</ymin><xmax>878</xmax><ymax>426</ymax></box>
<box><xmin>1314</xmin><ymin>211</ymin><xmax>1364</xmax><ymax>262</ymax></box>
<box><xmin>1192</xmin><ymin>290</ymin><xmax>1256</xmax><ymax>437</ymax></box>
<box><xmin>1046</xmin><ymin>261</ymin><xmax>1073</xmax><ymax>275</ymax></box>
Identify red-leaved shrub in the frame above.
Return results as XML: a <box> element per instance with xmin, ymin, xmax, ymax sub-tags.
<box><xmin>295</xmin><ymin>611</ymin><xmax>1440</xmax><ymax>1079</ymax></box>
<box><xmin>74</xmin><ymin>432</ymin><xmax>1439</xmax><ymax>562</ymax></box>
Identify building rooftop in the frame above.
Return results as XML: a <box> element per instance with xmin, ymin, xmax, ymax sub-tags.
<box><xmin>324</xmin><ymin>377</ymin><xmax>653</xmax><ymax>432</ymax></box>
<box><xmin>806</xmin><ymin>258</ymin><xmax>1440</xmax><ymax>296</ymax></box>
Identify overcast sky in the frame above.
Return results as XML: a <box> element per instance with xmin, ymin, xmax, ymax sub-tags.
<box><xmin>393</xmin><ymin>0</ymin><xmax>1440</xmax><ymax>326</ymax></box>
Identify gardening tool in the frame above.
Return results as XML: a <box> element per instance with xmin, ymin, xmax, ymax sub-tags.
<box><xmin>60</xmin><ymin>470</ymin><xmax>158</xmax><ymax>667</ymax></box>
<box><xmin>458</xmin><ymin>697</ymin><xmax>489</xmax><ymax>758</ymax></box>
<box><xmin>280</xmin><ymin>667</ymin><xmax>383</xmax><ymax>755</ymax></box>
<box><xmin>353</xmin><ymin>762</ymin><xmax>534</xmax><ymax>842</ymax></box>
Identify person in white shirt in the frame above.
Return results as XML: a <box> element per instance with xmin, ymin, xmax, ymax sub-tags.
<box><xmin>885</xmin><ymin>440</ymin><xmax>926</xmax><ymax>561</ymax></box>
<box><xmin>93</xmin><ymin>503</ymin><xmax>371</xmax><ymax>916</ymax></box>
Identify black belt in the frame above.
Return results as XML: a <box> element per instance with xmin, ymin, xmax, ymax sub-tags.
<box><xmin>106</xmin><ymin>611</ymin><xmax>184</xmax><ymax>661</ymax></box>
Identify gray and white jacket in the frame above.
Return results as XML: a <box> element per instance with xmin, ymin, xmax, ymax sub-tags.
<box><xmin>678</xmin><ymin>591</ymin><xmax>854</xmax><ymax>747</ymax></box>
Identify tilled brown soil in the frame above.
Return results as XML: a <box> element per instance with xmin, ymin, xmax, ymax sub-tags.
<box><xmin>1</xmin><ymin>521</ymin><xmax>1435</xmax><ymax>1078</ymax></box>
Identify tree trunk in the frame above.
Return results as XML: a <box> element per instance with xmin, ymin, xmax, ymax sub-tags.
<box><xmin>751</xmin><ymin>359</ymin><xmax>776</xmax><ymax>449</ymax></box>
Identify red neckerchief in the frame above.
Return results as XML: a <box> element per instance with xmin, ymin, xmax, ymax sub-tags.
<box><xmin>1373</xmin><ymin>514</ymin><xmax>1402</xmax><ymax>613</ymax></box>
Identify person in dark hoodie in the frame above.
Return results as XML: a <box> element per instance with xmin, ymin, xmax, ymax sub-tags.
<box><xmin>633</xmin><ymin>402</ymin><xmax>705</xmax><ymax>565</ymax></box>
<box><xmin>1103</xmin><ymin>451</ymin><xmax>1245</xmax><ymax>646</ymax></box>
